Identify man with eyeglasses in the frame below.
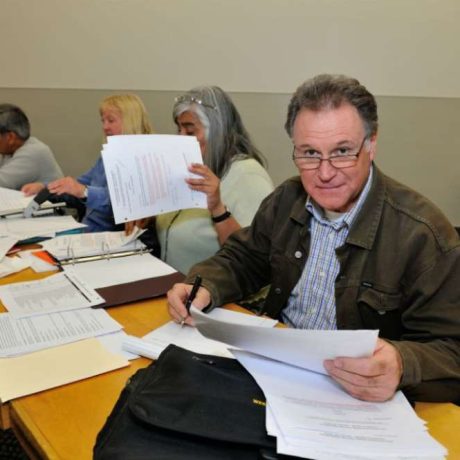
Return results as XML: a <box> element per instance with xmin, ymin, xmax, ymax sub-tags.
<box><xmin>167</xmin><ymin>74</ymin><xmax>459</xmax><ymax>404</ymax></box>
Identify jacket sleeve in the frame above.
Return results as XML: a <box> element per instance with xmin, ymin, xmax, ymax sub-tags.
<box><xmin>392</xmin><ymin>244</ymin><xmax>460</xmax><ymax>403</ymax></box>
<box><xmin>186</xmin><ymin>186</ymin><xmax>282</xmax><ymax>306</ymax></box>
<box><xmin>78</xmin><ymin>161</ymin><xmax>112</xmax><ymax>214</ymax></box>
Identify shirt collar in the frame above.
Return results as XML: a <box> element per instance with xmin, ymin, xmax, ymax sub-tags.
<box><xmin>306</xmin><ymin>166</ymin><xmax>374</xmax><ymax>230</ymax></box>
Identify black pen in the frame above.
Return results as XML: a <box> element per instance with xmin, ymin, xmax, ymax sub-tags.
<box><xmin>181</xmin><ymin>275</ymin><xmax>202</xmax><ymax>327</ymax></box>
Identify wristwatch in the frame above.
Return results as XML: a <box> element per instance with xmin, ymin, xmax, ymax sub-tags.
<box><xmin>83</xmin><ymin>186</ymin><xmax>88</xmax><ymax>199</ymax></box>
<box><xmin>211</xmin><ymin>207</ymin><xmax>232</xmax><ymax>223</ymax></box>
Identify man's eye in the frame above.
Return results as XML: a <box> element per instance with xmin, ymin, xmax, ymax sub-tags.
<box><xmin>333</xmin><ymin>148</ymin><xmax>351</xmax><ymax>157</ymax></box>
<box><xmin>304</xmin><ymin>150</ymin><xmax>321</xmax><ymax>158</ymax></box>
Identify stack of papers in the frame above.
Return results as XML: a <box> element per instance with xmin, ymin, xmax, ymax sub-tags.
<box><xmin>102</xmin><ymin>134</ymin><xmax>207</xmax><ymax>224</ymax></box>
<box><xmin>0</xmin><ymin>271</ymin><xmax>105</xmax><ymax>317</ymax></box>
<box><xmin>0</xmin><ymin>186</ymin><xmax>56</xmax><ymax>217</ymax></box>
<box><xmin>0</xmin><ymin>235</ymin><xmax>18</xmax><ymax>262</ymax></box>
<box><xmin>191</xmin><ymin>308</ymin><xmax>447</xmax><ymax>460</ymax></box>
<box><xmin>0</xmin><ymin>253</ymin><xmax>30</xmax><ymax>277</ymax></box>
<box><xmin>0</xmin><ymin>215</ymin><xmax>86</xmax><ymax>241</ymax></box>
<box><xmin>126</xmin><ymin>308</ymin><xmax>278</xmax><ymax>359</ymax></box>
<box><xmin>41</xmin><ymin>228</ymin><xmax>146</xmax><ymax>262</ymax></box>
<box><xmin>0</xmin><ymin>308</ymin><xmax>122</xmax><ymax>358</ymax></box>
<box><xmin>63</xmin><ymin>252</ymin><xmax>177</xmax><ymax>290</ymax></box>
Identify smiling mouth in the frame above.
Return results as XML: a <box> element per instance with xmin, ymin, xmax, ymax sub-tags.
<box><xmin>317</xmin><ymin>185</ymin><xmax>341</xmax><ymax>190</ymax></box>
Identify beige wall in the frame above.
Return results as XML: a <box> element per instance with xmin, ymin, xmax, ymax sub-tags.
<box><xmin>1</xmin><ymin>1</ymin><xmax>459</xmax><ymax>223</ymax></box>
<box><xmin>2</xmin><ymin>0</ymin><xmax>460</xmax><ymax>97</ymax></box>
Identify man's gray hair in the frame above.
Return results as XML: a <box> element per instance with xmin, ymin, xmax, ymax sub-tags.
<box><xmin>285</xmin><ymin>74</ymin><xmax>378</xmax><ymax>138</ymax></box>
<box><xmin>0</xmin><ymin>104</ymin><xmax>30</xmax><ymax>140</ymax></box>
<box><xmin>173</xmin><ymin>86</ymin><xmax>265</xmax><ymax>178</ymax></box>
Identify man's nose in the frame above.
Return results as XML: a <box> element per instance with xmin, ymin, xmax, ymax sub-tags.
<box><xmin>317</xmin><ymin>159</ymin><xmax>337</xmax><ymax>181</ymax></box>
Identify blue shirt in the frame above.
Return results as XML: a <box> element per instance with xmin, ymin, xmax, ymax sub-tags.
<box><xmin>282</xmin><ymin>167</ymin><xmax>374</xmax><ymax>329</ymax></box>
<box><xmin>78</xmin><ymin>157</ymin><xmax>121</xmax><ymax>232</ymax></box>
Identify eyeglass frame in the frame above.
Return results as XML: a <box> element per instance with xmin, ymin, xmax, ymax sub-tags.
<box><xmin>174</xmin><ymin>95</ymin><xmax>217</xmax><ymax>111</ymax></box>
<box><xmin>291</xmin><ymin>136</ymin><xmax>370</xmax><ymax>170</ymax></box>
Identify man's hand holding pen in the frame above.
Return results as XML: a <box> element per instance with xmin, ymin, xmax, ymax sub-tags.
<box><xmin>167</xmin><ymin>276</ymin><xmax>211</xmax><ymax>326</ymax></box>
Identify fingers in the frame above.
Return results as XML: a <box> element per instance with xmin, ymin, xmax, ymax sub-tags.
<box><xmin>124</xmin><ymin>222</ymin><xmax>134</xmax><ymax>235</ymax></box>
<box><xmin>21</xmin><ymin>182</ymin><xmax>45</xmax><ymax>196</ymax></box>
<box><xmin>138</xmin><ymin>217</ymin><xmax>152</xmax><ymax>229</ymax></box>
<box><xmin>167</xmin><ymin>283</ymin><xmax>212</xmax><ymax>326</ymax></box>
<box><xmin>167</xmin><ymin>283</ymin><xmax>193</xmax><ymax>325</ymax></box>
<box><xmin>186</xmin><ymin>164</ymin><xmax>218</xmax><ymax>188</ymax></box>
<box><xmin>48</xmin><ymin>177</ymin><xmax>81</xmax><ymax>196</ymax></box>
<box><xmin>323</xmin><ymin>339</ymin><xmax>402</xmax><ymax>402</ymax></box>
<box><xmin>188</xmin><ymin>163</ymin><xmax>209</xmax><ymax>175</ymax></box>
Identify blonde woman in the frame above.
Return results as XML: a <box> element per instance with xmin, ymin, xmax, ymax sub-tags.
<box><xmin>22</xmin><ymin>94</ymin><xmax>153</xmax><ymax>231</ymax></box>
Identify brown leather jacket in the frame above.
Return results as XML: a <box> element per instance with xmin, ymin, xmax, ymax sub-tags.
<box><xmin>187</xmin><ymin>166</ymin><xmax>460</xmax><ymax>402</ymax></box>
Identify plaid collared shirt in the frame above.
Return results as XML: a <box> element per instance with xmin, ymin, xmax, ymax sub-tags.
<box><xmin>281</xmin><ymin>167</ymin><xmax>374</xmax><ymax>329</ymax></box>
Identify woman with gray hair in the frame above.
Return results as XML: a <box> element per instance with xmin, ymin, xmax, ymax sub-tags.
<box><xmin>157</xmin><ymin>86</ymin><xmax>274</xmax><ymax>274</ymax></box>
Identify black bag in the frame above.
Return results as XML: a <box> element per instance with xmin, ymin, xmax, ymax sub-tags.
<box><xmin>94</xmin><ymin>345</ymin><xmax>297</xmax><ymax>460</ymax></box>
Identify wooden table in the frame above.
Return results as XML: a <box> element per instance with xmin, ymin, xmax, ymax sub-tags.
<box><xmin>8</xmin><ymin>297</ymin><xmax>171</xmax><ymax>459</ymax></box>
<box><xmin>1</xmin><ymin>270</ymin><xmax>459</xmax><ymax>459</ymax></box>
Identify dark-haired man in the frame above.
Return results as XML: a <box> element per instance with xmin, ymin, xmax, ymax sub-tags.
<box><xmin>0</xmin><ymin>103</ymin><xmax>63</xmax><ymax>190</ymax></box>
<box><xmin>167</xmin><ymin>74</ymin><xmax>460</xmax><ymax>404</ymax></box>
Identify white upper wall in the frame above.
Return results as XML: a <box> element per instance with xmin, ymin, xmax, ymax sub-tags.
<box><xmin>3</xmin><ymin>0</ymin><xmax>460</xmax><ymax>97</ymax></box>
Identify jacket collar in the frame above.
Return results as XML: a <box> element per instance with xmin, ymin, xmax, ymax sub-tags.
<box><xmin>346</xmin><ymin>164</ymin><xmax>386</xmax><ymax>250</ymax></box>
<box><xmin>288</xmin><ymin>166</ymin><xmax>386</xmax><ymax>250</ymax></box>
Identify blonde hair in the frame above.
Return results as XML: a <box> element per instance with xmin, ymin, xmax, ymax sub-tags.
<box><xmin>99</xmin><ymin>94</ymin><xmax>153</xmax><ymax>135</ymax></box>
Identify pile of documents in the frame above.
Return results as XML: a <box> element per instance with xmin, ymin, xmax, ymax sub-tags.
<box><xmin>123</xmin><ymin>307</ymin><xmax>278</xmax><ymax>360</ymax></box>
<box><xmin>101</xmin><ymin>134</ymin><xmax>206</xmax><ymax>224</ymax></box>
<box><xmin>0</xmin><ymin>186</ymin><xmax>86</xmax><ymax>276</ymax></box>
<box><xmin>41</xmin><ymin>227</ymin><xmax>147</xmax><ymax>262</ymax></box>
<box><xmin>0</xmin><ymin>228</ymin><xmax>180</xmax><ymax>403</ymax></box>
<box><xmin>191</xmin><ymin>308</ymin><xmax>447</xmax><ymax>460</ymax></box>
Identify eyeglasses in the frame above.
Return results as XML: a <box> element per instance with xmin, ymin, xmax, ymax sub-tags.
<box><xmin>174</xmin><ymin>95</ymin><xmax>216</xmax><ymax>110</ymax></box>
<box><xmin>292</xmin><ymin>137</ymin><xmax>368</xmax><ymax>170</ymax></box>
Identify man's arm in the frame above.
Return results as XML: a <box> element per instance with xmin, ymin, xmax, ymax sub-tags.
<box><xmin>184</xmin><ymin>184</ymin><xmax>282</xmax><ymax>308</ymax></box>
<box><xmin>0</xmin><ymin>153</ymin><xmax>39</xmax><ymax>189</ymax></box>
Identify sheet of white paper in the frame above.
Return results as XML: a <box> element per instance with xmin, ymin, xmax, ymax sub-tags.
<box><xmin>18</xmin><ymin>250</ymin><xmax>60</xmax><ymax>273</ymax></box>
<box><xmin>0</xmin><ymin>186</ymin><xmax>57</xmax><ymax>216</ymax></box>
<box><xmin>234</xmin><ymin>350</ymin><xmax>446</xmax><ymax>460</ymax></box>
<box><xmin>63</xmin><ymin>253</ymin><xmax>176</xmax><ymax>289</ymax></box>
<box><xmin>0</xmin><ymin>187</ymin><xmax>34</xmax><ymax>215</ymax></box>
<box><xmin>141</xmin><ymin>308</ymin><xmax>278</xmax><ymax>358</ymax></box>
<box><xmin>0</xmin><ymin>308</ymin><xmax>123</xmax><ymax>357</ymax></box>
<box><xmin>0</xmin><ymin>235</ymin><xmax>18</xmax><ymax>261</ymax></box>
<box><xmin>0</xmin><ymin>271</ymin><xmax>105</xmax><ymax>317</ymax></box>
<box><xmin>0</xmin><ymin>215</ymin><xmax>86</xmax><ymax>240</ymax></box>
<box><xmin>191</xmin><ymin>307</ymin><xmax>378</xmax><ymax>374</ymax></box>
<box><xmin>97</xmin><ymin>331</ymin><xmax>139</xmax><ymax>360</ymax></box>
<box><xmin>0</xmin><ymin>255</ymin><xmax>30</xmax><ymax>278</ymax></box>
<box><xmin>41</xmin><ymin>228</ymin><xmax>146</xmax><ymax>260</ymax></box>
<box><xmin>102</xmin><ymin>134</ymin><xmax>207</xmax><ymax>223</ymax></box>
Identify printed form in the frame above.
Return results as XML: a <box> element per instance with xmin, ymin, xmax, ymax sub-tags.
<box><xmin>0</xmin><ymin>271</ymin><xmax>105</xmax><ymax>317</ymax></box>
<box><xmin>102</xmin><ymin>134</ymin><xmax>207</xmax><ymax>224</ymax></box>
<box><xmin>0</xmin><ymin>308</ymin><xmax>122</xmax><ymax>357</ymax></box>
<box><xmin>41</xmin><ymin>228</ymin><xmax>146</xmax><ymax>260</ymax></box>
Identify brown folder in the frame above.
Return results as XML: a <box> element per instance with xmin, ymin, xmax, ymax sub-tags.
<box><xmin>94</xmin><ymin>271</ymin><xmax>185</xmax><ymax>308</ymax></box>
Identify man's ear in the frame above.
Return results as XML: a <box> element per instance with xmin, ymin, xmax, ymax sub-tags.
<box><xmin>368</xmin><ymin>133</ymin><xmax>378</xmax><ymax>162</ymax></box>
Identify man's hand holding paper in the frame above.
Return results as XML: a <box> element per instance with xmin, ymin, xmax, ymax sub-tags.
<box><xmin>324</xmin><ymin>337</ymin><xmax>403</xmax><ymax>402</ymax></box>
